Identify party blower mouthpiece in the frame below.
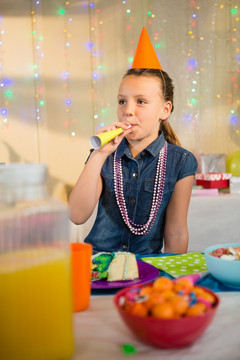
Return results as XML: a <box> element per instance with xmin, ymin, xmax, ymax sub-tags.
<box><xmin>90</xmin><ymin>126</ymin><xmax>131</xmax><ymax>149</ymax></box>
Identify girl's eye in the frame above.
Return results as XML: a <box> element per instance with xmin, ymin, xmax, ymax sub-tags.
<box><xmin>118</xmin><ymin>99</ymin><xmax>126</xmax><ymax>105</ymax></box>
<box><xmin>138</xmin><ymin>99</ymin><xmax>146</xmax><ymax>105</ymax></box>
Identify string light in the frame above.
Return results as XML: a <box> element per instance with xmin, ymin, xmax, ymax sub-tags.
<box><xmin>0</xmin><ymin>15</ymin><xmax>12</xmax><ymax>129</ymax></box>
<box><xmin>30</xmin><ymin>0</ymin><xmax>46</xmax><ymax>128</ymax></box>
<box><xmin>183</xmin><ymin>0</ymin><xmax>201</xmax><ymax>128</ymax></box>
<box><xmin>88</xmin><ymin>0</ymin><xmax>107</xmax><ymax>131</ymax></box>
<box><xmin>228</xmin><ymin>2</ymin><xmax>239</xmax><ymax>132</ymax></box>
<box><xmin>122</xmin><ymin>1</ymin><xmax>134</xmax><ymax>70</ymax></box>
<box><xmin>61</xmin><ymin>0</ymin><xmax>78</xmax><ymax>139</ymax></box>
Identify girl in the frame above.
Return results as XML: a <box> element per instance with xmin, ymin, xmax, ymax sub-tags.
<box><xmin>69</xmin><ymin>67</ymin><xmax>198</xmax><ymax>255</ymax></box>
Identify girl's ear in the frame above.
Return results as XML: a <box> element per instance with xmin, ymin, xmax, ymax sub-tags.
<box><xmin>161</xmin><ymin>101</ymin><xmax>172</xmax><ymax>120</ymax></box>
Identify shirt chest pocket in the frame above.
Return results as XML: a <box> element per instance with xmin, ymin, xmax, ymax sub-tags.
<box><xmin>103</xmin><ymin>176</ymin><xmax>129</xmax><ymax>194</ymax></box>
<box><xmin>142</xmin><ymin>178</ymin><xmax>175</xmax><ymax>215</ymax></box>
<box><xmin>102</xmin><ymin>176</ymin><xmax>130</xmax><ymax>214</ymax></box>
<box><xmin>143</xmin><ymin>177</ymin><xmax>175</xmax><ymax>196</ymax></box>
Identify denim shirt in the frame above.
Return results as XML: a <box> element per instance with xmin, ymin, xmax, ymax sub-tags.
<box><xmin>84</xmin><ymin>132</ymin><xmax>198</xmax><ymax>255</ymax></box>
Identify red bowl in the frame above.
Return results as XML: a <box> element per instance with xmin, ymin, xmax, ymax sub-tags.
<box><xmin>114</xmin><ymin>284</ymin><xmax>220</xmax><ymax>349</ymax></box>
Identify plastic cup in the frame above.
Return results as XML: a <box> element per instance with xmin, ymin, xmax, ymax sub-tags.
<box><xmin>90</xmin><ymin>128</ymin><xmax>123</xmax><ymax>149</ymax></box>
<box><xmin>70</xmin><ymin>243</ymin><xmax>92</xmax><ymax>312</ymax></box>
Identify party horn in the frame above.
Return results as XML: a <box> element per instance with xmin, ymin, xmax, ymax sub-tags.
<box><xmin>90</xmin><ymin>126</ymin><xmax>131</xmax><ymax>149</ymax></box>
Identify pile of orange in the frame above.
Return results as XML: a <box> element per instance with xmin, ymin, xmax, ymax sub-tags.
<box><xmin>122</xmin><ymin>276</ymin><xmax>216</xmax><ymax>319</ymax></box>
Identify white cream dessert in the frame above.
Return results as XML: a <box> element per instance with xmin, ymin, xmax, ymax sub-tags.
<box><xmin>107</xmin><ymin>252</ymin><xmax>139</xmax><ymax>281</ymax></box>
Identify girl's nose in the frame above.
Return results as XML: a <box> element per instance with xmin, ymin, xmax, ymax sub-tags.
<box><xmin>125</xmin><ymin>102</ymin><xmax>134</xmax><ymax>117</ymax></box>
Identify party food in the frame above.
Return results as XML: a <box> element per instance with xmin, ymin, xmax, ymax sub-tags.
<box><xmin>91</xmin><ymin>252</ymin><xmax>114</xmax><ymax>281</ymax></box>
<box><xmin>91</xmin><ymin>251</ymin><xmax>139</xmax><ymax>282</ymax></box>
<box><xmin>118</xmin><ymin>276</ymin><xmax>217</xmax><ymax>319</ymax></box>
<box><xmin>209</xmin><ymin>246</ymin><xmax>240</xmax><ymax>260</ymax></box>
<box><xmin>205</xmin><ymin>243</ymin><xmax>240</xmax><ymax>288</ymax></box>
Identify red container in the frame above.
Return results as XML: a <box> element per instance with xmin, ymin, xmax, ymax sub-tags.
<box><xmin>196</xmin><ymin>179</ymin><xmax>229</xmax><ymax>188</ymax></box>
<box><xmin>114</xmin><ymin>284</ymin><xmax>220</xmax><ymax>349</ymax></box>
<box><xmin>195</xmin><ymin>173</ymin><xmax>231</xmax><ymax>189</ymax></box>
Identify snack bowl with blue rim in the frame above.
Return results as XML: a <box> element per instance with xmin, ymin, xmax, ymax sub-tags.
<box><xmin>204</xmin><ymin>243</ymin><xmax>240</xmax><ymax>289</ymax></box>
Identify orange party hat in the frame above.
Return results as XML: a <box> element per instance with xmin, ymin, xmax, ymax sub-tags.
<box><xmin>131</xmin><ymin>27</ymin><xmax>163</xmax><ymax>70</ymax></box>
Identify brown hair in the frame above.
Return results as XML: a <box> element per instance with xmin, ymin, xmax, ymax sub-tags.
<box><xmin>123</xmin><ymin>68</ymin><xmax>181</xmax><ymax>146</ymax></box>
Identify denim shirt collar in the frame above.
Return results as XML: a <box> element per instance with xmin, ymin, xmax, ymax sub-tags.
<box><xmin>115</xmin><ymin>131</ymin><xmax>166</xmax><ymax>161</ymax></box>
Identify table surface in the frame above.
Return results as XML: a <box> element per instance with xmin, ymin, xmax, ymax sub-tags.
<box><xmin>73</xmin><ymin>292</ymin><xmax>240</xmax><ymax>360</ymax></box>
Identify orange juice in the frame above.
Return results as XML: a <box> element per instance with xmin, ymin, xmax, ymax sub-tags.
<box><xmin>0</xmin><ymin>247</ymin><xmax>74</xmax><ymax>360</ymax></box>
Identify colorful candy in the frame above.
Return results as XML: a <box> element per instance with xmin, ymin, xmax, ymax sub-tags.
<box><xmin>120</xmin><ymin>276</ymin><xmax>217</xmax><ymax>319</ymax></box>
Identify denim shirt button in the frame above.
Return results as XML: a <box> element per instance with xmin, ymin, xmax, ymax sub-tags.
<box><xmin>130</xmin><ymin>198</ymin><xmax>136</xmax><ymax>205</ymax></box>
<box><xmin>133</xmin><ymin>172</ymin><xmax>138</xmax><ymax>178</ymax></box>
<box><xmin>122</xmin><ymin>245</ymin><xmax>127</xmax><ymax>251</ymax></box>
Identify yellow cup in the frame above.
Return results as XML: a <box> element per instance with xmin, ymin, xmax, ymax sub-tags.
<box><xmin>90</xmin><ymin>128</ymin><xmax>123</xmax><ymax>149</ymax></box>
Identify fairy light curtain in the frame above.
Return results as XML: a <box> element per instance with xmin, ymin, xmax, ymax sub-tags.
<box><xmin>88</xmin><ymin>0</ymin><xmax>239</xmax><ymax>154</ymax></box>
<box><xmin>0</xmin><ymin>0</ymin><xmax>239</xmax><ymax>185</ymax></box>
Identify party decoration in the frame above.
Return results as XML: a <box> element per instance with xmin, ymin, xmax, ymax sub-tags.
<box><xmin>90</xmin><ymin>128</ymin><xmax>124</xmax><ymax>149</ymax></box>
<box><xmin>200</xmin><ymin>154</ymin><xmax>226</xmax><ymax>173</ymax></box>
<box><xmin>0</xmin><ymin>18</ymin><xmax>10</xmax><ymax>128</ymax></box>
<box><xmin>229</xmin><ymin>176</ymin><xmax>240</xmax><ymax>195</ymax></box>
<box><xmin>226</xmin><ymin>150</ymin><xmax>240</xmax><ymax>176</ymax></box>
<box><xmin>30</xmin><ymin>0</ymin><xmax>46</xmax><ymax>126</ymax></box>
<box><xmin>88</xmin><ymin>2</ymin><xmax>106</xmax><ymax>129</ymax></box>
<box><xmin>121</xmin><ymin>344</ymin><xmax>137</xmax><ymax>356</ymax></box>
<box><xmin>131</xmin><ymin>26</ymin><xmax>163</xmax><ymax>69</ymax></box>
<box><xmin>195</xmin><ymin>173</ymin><xmax>232</xmax><ymax>189</ymax></box>
<box><xmin>61</xmin><ymin>0</ymin><xmax>78</xmax><ymax>138</ymax></box>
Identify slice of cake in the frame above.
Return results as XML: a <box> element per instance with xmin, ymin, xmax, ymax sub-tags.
<box><xmin>107</xmin><ymin>252</ymin><xmax>139</xmax><ymax>282</ymax></box>
<box><xmin>91</xmin><ymin>252</ymin><xmax>114</xmax><ymax>281</ymax></box>
<box><xmin>91</xmin><ymin>251</ymin><xmax>139</xmax><ymax>282</ymax></box>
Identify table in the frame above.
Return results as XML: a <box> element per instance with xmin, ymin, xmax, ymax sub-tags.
<box><xmin>73</xmin><ymin>292</ymin><xmax>240</xmax><ymax>360</ymax></box>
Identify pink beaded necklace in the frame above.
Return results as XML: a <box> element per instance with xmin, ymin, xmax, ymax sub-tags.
<box><xmin>113</xmin><ymin>141</ymin><xmax>168</xmax><ymax>235</ymax></box>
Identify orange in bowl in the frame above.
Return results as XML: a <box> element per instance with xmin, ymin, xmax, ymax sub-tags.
<box><xmin>114</xmin><ymin>277</ymin><xmax>220</xmax><ymax>349</ymax></box>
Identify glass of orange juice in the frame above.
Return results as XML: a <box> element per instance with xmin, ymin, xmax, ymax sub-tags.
<box><xmin>0</xmin><ymin>164</ymin><xmax>74</xmax><ymax>360</ymax></box>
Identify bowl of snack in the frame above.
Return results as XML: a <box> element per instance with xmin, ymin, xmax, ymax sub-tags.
<box><xmin>204</xmin><ymin>243</ymin><xmax>240</xmax><ymax>289</ymax></box>
<box><xmin>114</xmin><ymin>276</ymin><xmax>219</xmax><ymax>348</ymax></box>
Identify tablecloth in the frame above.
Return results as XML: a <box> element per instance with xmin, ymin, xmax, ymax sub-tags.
<box><xmin>91</xmin><ymin>253</ymin><xmax>240</xmax><ymax>296</ymax></box>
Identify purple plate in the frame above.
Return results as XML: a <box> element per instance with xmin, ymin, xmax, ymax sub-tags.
<box><xmin>91</xmin><ymin>260</ymin><xmax>159</xmax><ymax>289</ymax></box>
